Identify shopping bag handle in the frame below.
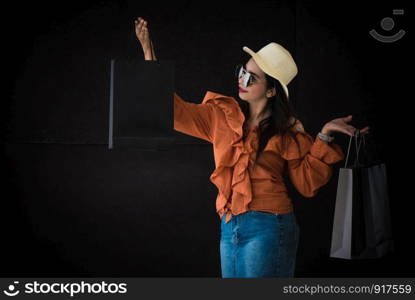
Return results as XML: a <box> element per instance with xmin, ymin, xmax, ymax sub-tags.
<box><xmin>344</xmin><ymin>129</ymin><xmax>364</xmax><ymax>168</ymax></box>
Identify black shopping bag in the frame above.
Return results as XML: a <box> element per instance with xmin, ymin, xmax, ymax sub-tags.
<box><xmin>108</xmin><ymin>58</ymin><xmax>175</xmax><ymax>149</ymax></box>
<box><xmin>330</xmin><ymin>130</ymin><xmax>394</xmax><ymax>259</ymax></box>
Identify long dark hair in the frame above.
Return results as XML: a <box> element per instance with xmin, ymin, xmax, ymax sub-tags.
<box><xmin>237</xmin><ymin>72</ymin><xmax>302</xmax><ymax>163</ymax></box>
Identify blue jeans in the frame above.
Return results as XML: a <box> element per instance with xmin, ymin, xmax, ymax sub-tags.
<box><xmin>220</xmin><ymin>210</ymin><xmax>300</xmax><ymax>278</ymax></box>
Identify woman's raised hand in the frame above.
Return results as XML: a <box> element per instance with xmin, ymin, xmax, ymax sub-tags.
<box><xmin>134</xmin><ymin>17</ymin><xmax>156</xmax><ymax>60</ymax></box>
<box><xmin>322</xmin><ymin>115</ymin><xmax>370</xmax><ymax>137</ymax></box>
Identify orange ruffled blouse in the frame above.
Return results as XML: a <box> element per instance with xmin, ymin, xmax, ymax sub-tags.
<box><xmin>174</xmin><ymin>90</ymin><xmax>345</xmax><ymax>223</ymax></box>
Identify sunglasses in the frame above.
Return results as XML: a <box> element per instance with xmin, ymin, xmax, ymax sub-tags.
<box><xmin>235</xmin><ymin>63</ymin><xmax>259</xmax><ymax>88</ymax></box>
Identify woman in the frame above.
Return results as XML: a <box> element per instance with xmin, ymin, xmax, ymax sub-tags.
<box><xmin>134</xmin><ymin>17</ymin><xmax>370</xmax><ymax>278</ymax></box>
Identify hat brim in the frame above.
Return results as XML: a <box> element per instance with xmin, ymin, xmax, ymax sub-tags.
<box><xmin>242</xmin><ymin>46</ymin><xmax>290</xmax><ymax>100</ymax></box>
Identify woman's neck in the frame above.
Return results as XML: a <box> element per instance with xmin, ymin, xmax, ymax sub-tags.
<box><xmin>248</xmin><ymin>110</ymin><xmax>271</xmax><ymax>126</ymax></box>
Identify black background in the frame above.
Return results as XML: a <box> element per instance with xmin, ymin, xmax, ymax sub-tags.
<box><xmin>1</xmin><ymin>0</ymin><xmax>411</xmax><ymax>277</ymax></box>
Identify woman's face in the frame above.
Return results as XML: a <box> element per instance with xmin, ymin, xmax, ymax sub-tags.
<box><xmin>238</xmin><ymin>58</ymin><xmax>275</xmax><ymax>102</ymax></box>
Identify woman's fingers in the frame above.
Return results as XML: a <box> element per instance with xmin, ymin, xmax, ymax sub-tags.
<box><xmin>135</xmin><ymin>17</ymin><xmax>147</xmax><ymax>32</ymax></box>
<box><xmin>135</xmin><ymin>17</ymin><xmax>147</xmax><ymax>38</ymax></box>
<box><xmin>139</xmin><ymin>21</ymin><xmax>145</xmax><ymax>31</ymax></box>
<box><xmin>137</xmin><ymin>18</ymin><xmax>147</xmax><ymax>29</ymax></box>
<box><xmin>350</xmin><ymin>126</ymin><xmax>370</xmax><ymax>136</ymax></box>
<box><xmin>351</xmin><ymin>126</ymin><xmax>370</xmax><ymax>135</ymax></box>
<box><xmin>138</xmin><ymin>19</ymin><xmax>150</xmax><ymax>37</ymax></box>
<box><xmin>360</xmin><ymin>126</ymin><xmax>370</xmax><ymax>133</ymax></box>
<box><xmin>342</xmin><ymin>115</ymin><xmax>353</xmax><ymax>122</ymax></box>
<box><xmin>343</xmin><ymin>128</ymin><xmax>355</xmax><ymax>136</ymax></box>
<box><xmin>338</xmin><ymin>124</ymin><xmax>359</xmax><ymax>136</ymax></box>
<box><xmin>359</xmin><ymin>126</ymin><xmax>370</xmax><ymax>136</ymax></box>
<box><xmin>134</xmin><ymin>17</ymin><xmax>153</xmax><ymax>55</ymax></box>
<box><xmin>330</xmin><ymin>115</ymin><xmax>370</xmax><ymax>137</ymax></box>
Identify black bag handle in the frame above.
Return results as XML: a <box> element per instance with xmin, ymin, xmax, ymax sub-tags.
<box><xmin>344</xmin><ymin>129</ymin><xmax>380</xmax><ymax>168</ymax></box>
<box><xmin>344</xmin><ymin>129</ymin><xmax>361</xmax><ymax>168</ymax></box>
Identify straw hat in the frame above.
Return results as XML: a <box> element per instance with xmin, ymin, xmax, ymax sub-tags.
<box><xmin>242</xmin><ymin>42</ymin><xmax>298</xmax><ymax>99</ymax></box>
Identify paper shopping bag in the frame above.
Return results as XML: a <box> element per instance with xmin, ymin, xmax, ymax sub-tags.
<box><xmin>330</xmin><ymin>130</ymin><xmax>394</xmax><ymax>259</ymax></box>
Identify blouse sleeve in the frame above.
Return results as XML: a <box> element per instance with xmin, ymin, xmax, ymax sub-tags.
<box><xmin>279</xmin><ymin>131</ymin><xmax>345</xmax><ymax>198</ymax></box>
<box><xmin>173</xmin><ymin>92</ymin><xmax>218</xmax><ymax>143</ymax></box>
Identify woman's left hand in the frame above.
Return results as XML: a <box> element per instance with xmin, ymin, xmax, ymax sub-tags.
<box><xmin>322</xmin><ymin>115</ymin><xmax>370</xmax><ymax>137</ymax></box>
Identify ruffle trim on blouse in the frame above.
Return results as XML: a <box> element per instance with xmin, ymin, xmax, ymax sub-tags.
<box><xmin>200</xmin><ymin>91</ymin><xmax>344</xmax><ymax>224</ymax></box>
<box><xmin>201</xmin><ymin>91</ymin><xmax>244</xmax><ymax>139</ymax></box>
<box><xmin>201</xmin><ymin>91</ymin><xmax>255</xmax><ymax>223</ymax></box>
